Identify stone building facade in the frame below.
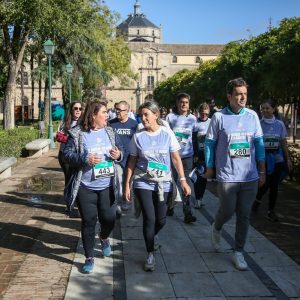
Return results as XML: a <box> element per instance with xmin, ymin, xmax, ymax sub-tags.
<box><xmin>105</xmin><ymin>1</ymin><xmax>224</xmax><ymax>110</ymax></box>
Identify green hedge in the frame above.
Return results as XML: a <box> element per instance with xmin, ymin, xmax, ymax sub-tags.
<box><xmin>0</xmin><ymin>128</ymin><xmax>39</xmax><ymax>157</ymax></box>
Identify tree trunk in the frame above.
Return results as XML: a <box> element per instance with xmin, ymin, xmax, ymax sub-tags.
<box><xmin>20</xmin><ymin>64</ymin><xmax>25</xmax><ymax>125</ymax></box>
<box><xmin>3</xmin><ymin>63</ymin><xmax>17</xmax><ymax>129</ymax></box>
<box><xmin>31</xmin><ymin>54</ymin><xmax>35</xmax><ymax>124</ymax></box>
<box><xmin>38</xmin><ymin>79</ymin><xmax>42</xmax><ymax>121</ymax></box>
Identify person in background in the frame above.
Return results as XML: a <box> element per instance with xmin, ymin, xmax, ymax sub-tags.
<box><xmin>160</xmin><ymin>107</ymin><xmax>168</xmax><ymax>120</ymax></box>
<box><xmin>252</xmin><ymin>99</ymin><xmax>292</xmax><ymax>222</ymax></box>
<box><xmin>124</xmin><ymin>101</ymin><xmax>191</xmax><ymax>271</ymax></box>
<box><xmin>208</xmin><ymin>99</ymin><xmax>218</xmax><ymax>118</ymax></box>
<box><xmin>166</xmin><ymin>92</ymin><xmax>197</xmax><ymax>223</ymax></box>
<box><xmin>109</xmin><ymin>100</ymin><xmax>138</xmax><ymax>214</ymax></box>
<box><xmin>205</xmin><ymin>78</ymin><xmax>266</xmax><ymax>271</ymax></box>
<box><xmin>63</xmin><ymin>100</ymin><xmax>124</xmax><ymax>274</ymax></box>
<box><xmin>191</xmin><ymin>102</ymin><xmax>211</xmax><ymax>208</ymax></box>
<box><xmin>57</xmin><ymin>101</ymin><xmax>83</xmax><ymax>187</ymax></box>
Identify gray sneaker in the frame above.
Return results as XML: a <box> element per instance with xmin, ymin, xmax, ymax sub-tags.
<box><xmin>232</xmin><ymin>251</ymin><xmax>248</xmax><ymax>270</ymax></box>
<box><xmin>211</xmin><ymin>222</ymin><xmax>221</xmax><ymax>251</ymax></box>
<box><xmin>194</xmin><ymin>198</ymin><xmax>203</xmax><ymax>209</ymax></box>
<box><xmin>144</xmin><ymin>253</ymin><xmax>155</xmax><ymax>271</ymax></box>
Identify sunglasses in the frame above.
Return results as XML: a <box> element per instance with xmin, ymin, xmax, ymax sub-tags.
<box><xmin>73</xmin><ymin>107</ymin><xmax>82</xmax><ymax>111</ymax></box>
<box><xmin>116</xmin><ymin>108</ymin><xmax>127</xmax><ymax>113</ymax></box>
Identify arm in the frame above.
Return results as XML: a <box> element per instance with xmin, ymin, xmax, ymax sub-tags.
<box><xmin>171</xmin><ymin>151</ymin><xmax>191</xmax><ymax>197</ymax></box>
<box><xmin>124</xmin><ymin>155</ymin><xmax>137</xmax><ymax>202</ymax></box>
<box><xmin>254</xmin><ymin>137</ymin><xmax>266</xmax><ymax>187</ymax></box>
<box><xmin>63</xmin><ymin>135</ymin><xmax>89</xmax><ymax>168</ymax></box>
<box><xmin>203</xmin><ymin>138</ymin><xmax>216</xmax><ymax>179</ymax></box>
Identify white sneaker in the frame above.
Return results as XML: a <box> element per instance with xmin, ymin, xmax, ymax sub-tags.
<box><xmin>211</xmin><ymin>222</ymin><xmax>221</xmax><ymax>251</ymax></box>
<box><xmin>144</xmin><ymin>252</ymin><xmax>155</xmax><ymax>271</ymax></box>
<box><xmin>194</xmin><ymin>199</ymin><xmax>202</xmax><ymax>209</ymax></box>
<box><xmin>232</xmin><ymin>251</ymin><xmax>248</xmax><ymax>270</ymax></box>
<box><xmin>154</xmin><ymin>235</ymin><xmax>159</xmax><ymax>251</ymax></box>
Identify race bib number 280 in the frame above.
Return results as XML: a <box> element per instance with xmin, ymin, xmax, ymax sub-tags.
<box><xmin>94</xmin><ymin>161</ymin><xmax>114</xmax><ymax>178</ymax></box>
<box><xmin>229</xmin><ymin>142</ymin><xmax>250</xmax><ymax>158</ymax></box>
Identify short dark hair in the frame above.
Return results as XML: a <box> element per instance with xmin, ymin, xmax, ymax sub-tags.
<box><xmin>226</xmin><ymin>78</ymin><xmax>248</xmax><ymax>95</ymax></box>
<box><xmin>176</xmin><ymin>92</ymin><xmax>190</xmax><ymax>102</ymax></box>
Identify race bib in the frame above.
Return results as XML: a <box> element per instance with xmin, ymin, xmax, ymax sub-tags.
<box><xmin>175</xmin><ymin>132</ymin><xmax>189</xmax><ymax>146</ymax></box>
<box><xmin>147</xmin><ymin>161</ymin><xmax>168</xmax><ymax>178</ymax></box>
<box><xmin>229</xmin><ymin>142</ymin><xmax>250</xmax><ymax>158</ymax></box>
<box><xmin>94</xmin><ymin>161</ymin><xmax>114</xmax><ymax>178</ymax></box>
<box><xmin>264</xmin><ymin>136</ymin><xmax>279</xmax><ymax>150</ymax></box>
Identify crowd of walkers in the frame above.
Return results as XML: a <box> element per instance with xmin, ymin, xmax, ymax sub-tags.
<box><xmin>56</xmin><ymin>77</ymin><xmax>292</xmax><ymax>273</ymax></box>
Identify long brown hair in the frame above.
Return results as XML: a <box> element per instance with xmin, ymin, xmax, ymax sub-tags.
<box><xmin>63</xmin><ymin>101</ymin><xmax>82</xmax><ymax>132</ymax></box>
<box><xmin>81</xmin><ymin>100</ymin><xmax>107</xmax><ymax>131</ymax></box>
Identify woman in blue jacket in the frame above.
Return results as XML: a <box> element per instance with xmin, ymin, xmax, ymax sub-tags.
<box><xmin>63</xmin><ymin>100</ymin><xmax>124</xmax><ymax>274</ymax></box>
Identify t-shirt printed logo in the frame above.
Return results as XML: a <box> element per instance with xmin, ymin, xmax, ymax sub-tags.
<box><xmin>115</xmin><ymin>128</ymin><xmax>131</xmax><ymax>135</ymax></box>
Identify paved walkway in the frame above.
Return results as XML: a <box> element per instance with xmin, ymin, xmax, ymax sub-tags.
<box><xmin>1</xmin><ymin>148</ymin><xmax>300</xmax><ymax>299</ymax></box>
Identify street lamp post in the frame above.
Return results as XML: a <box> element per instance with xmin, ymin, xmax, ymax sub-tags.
<box><xmin>79</xmin><ymin>75</ymin><xmax>84</xmax><ymax>103</ymax></box>
<box><xmin>136</xmin><ymin>82</ymin><xmax>141</xmax><ymax>106</ymax></box>
<box><xmin>43</xmin><ymin>39</ymin><xmax>55</xmax><ymax>149</ymax></box>
<box><xmin>66</xmin><ymin>63</ymin><xmax>73</xmax><ymax>103</ymax></box>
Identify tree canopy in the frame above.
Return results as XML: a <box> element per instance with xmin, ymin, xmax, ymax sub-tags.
<box><xmin>154</xmin><ymin>17</ymin><xmax>300</xmax><ymax>109</ymax></box>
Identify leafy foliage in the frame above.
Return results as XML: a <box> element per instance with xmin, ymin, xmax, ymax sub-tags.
<box><xmin>154</xmin><ymin>18</ymin><xmax>300</xmax><ymax>109</ymax></box>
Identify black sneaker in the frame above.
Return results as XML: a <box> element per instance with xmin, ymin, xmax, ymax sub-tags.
<box><xmin>184</xmin><ymin>213</ymin><xmax>197</xmax><ymax>223</ymax></box>
<box><xmin>267</xmin><ymin>211</ymin><xmax>279</xmax><ymax>222</ymax></box>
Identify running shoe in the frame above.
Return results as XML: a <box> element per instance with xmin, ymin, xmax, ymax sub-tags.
<box><xmin>232</xmin><ymin>251</ymin><xmax>248</xmax><ymax>270</ymax></box>
<box><xmin>82</xmin><ymin>257</ymin><xmax>94</xmax><ymax>274</ymax></box>
<box><xmin>194</xmin><ymin>198</ymin><xmax>203</xmax><ymax>209</ymax></box>
<box><xmin>144</xmin><ymin>252</ymin><xmax>155</xmax><ymax>271</ymax></box>
<box><xmin>267</xmin><ymin>210</ymin><xmax>279</xmax><ymax>222</ymax></box>
<box><xmin>211</xmin><ymin>222</ymin><xmax>221</xmax><ymax>251</ymax></box>
<box><xmin>184</xmin><ymin>212</ymin><xmax>197</xmax><ymax>223</ymax></box>
<box><xmin>101</xmin><ymin>238</ymin><xmax>112</xmax><ymax>257</ymax></box>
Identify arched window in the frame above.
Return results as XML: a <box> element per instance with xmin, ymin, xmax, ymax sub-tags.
<box><xmin>148</xmin><ymin>56</ymin><xmax>154</xmax><ymax>68</ymax></box>
<box><xmin>172</xmin><ymin>55</ymin><xmax>177</xmax><ymax>63</ymax></box>
<box><xmin>195</xmin><ymin>56</ymin><xmax>202</xmax><ymax>64</ymax></box>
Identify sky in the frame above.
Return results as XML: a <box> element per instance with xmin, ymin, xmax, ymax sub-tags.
<box><xmin>105</xmin><ymin>0</ymin><xmax>300</xmax><ymax>44</ymax></box>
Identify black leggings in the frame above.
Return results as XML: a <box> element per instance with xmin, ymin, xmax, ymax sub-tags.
<box><xmin>58</xmin><ymin>151</ymin><xmax>72</xmax><ymax>186</ymax></box>
<box><xmin>194</xmin><ymin>175</ymin><xmax>207</xmax><ymax>199</ymax></box>
<box><xmin>77</xmin><ymin>186</ymin><xmax>116</xmax><ymax>258</ymax></box>
<box><xmin>256</xmin><ymin>162</ymin><xmax>285</xmax><ymax>211</ymax></box>
<box><xmin>134</xmin><ymin>188</ymin><xmax>169</xmax><ymax>252</ymax></box>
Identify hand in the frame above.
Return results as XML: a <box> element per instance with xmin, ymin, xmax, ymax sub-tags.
<box><xmin>180</xmin><ymin>180</ymin><xmax>191</xmax><ymax>197</ymax></box>
<box><xmin>258</xmin><ymin>173</ymin><xmax>266</xmax><ymax>187</ymax></box>
<box><xmin>109</xmin><ymin>147</ymin><xmax>121</xmax><ymax>160</ymax></box>
<box><xmin>124</xmin><ymin>184</ymin><xmax>132</xmax><ymax>202</ymax></box>
<box><xmin>88</xmin><ymin>153</ymin><xmax>102</xmax><ymax>165</ymax></box>
<box><xmin>203</xmin><ymin>167</ymin><xmax>214</xmax><ymax>179</ymax></box>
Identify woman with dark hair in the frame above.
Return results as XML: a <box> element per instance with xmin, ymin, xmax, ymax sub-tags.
<box><xmin>63</xmin><ymin>100</ymin><xmax>124</xmax><ymax>273</ymax></box>
<box><xmin>124</xmin><ymin>101</ymin><xmax>191</xmax><ymax>271</ymax></box>
<box><xmin>252</xmin><ymin>99</ymin><xmax>292</xmax><ymax>221</ymax></box>
<box><xmin>57</xmin><ymin>101</ymin><xmax>83</xmax><ymax>187</ymax></box>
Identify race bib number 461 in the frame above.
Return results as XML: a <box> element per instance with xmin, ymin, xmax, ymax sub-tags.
<box><xmin>229</xmin><ymin>142</ymin><xmax>250</xmax><ymax>158</ymax></box>
<box><xmin>94</xmin><ymin>161</ymin><xmax>114</xmax><ymax>178</ymax></box>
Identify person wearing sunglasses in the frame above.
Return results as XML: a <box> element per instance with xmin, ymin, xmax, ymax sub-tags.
<box><xmin>57</xmin><ymin>101</ymin><xmax>83</xmax><ymax>194</ymax></box>
<box><xmin>109</xmin><ymin>101</ymin><xmax>138</xmax><ymax>214</ymax></box>
<box><xmin>191</xmin><ymin>102</ymin><xmax>211</xmax><ymax>208</ymax></box>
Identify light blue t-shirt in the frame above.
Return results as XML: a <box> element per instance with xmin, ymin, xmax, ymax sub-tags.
<box><xmin>260</xmin><ymin>118</ymin><xmax>287</xmax><ymax>163</ymax></box>
<box><xmin>206</xmin><ymin>107</ymin><xmax>263</xmax><ymax>182</ymax></box>
<box><xmin>166</xmin><ymin>112</ymin><xmax>197</xmax><ymax>158</ymax></box>
<box><xmin>129</xmin><ymin>126</ymin><xmax>180</xmax><ymax>191</ymax></box>
<box><xmin>194</xmin><ymin>118</ymin><xmax>211</xmax><ymax>154</ymax></box>
<box><xmin>81</xmin><ymin>129</ymin><xmax>113</xmax><ymax>190</ymax></box>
